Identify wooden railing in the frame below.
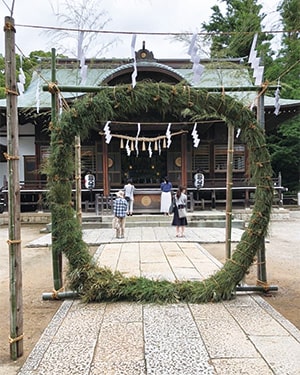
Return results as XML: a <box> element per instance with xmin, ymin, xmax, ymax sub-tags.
<box><xmin>0</xmin><ymin>174</ymin><xmax>291</xmax><ymax>214</ymax></box>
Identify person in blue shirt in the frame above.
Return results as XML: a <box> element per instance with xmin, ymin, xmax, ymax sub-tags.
<box><xmin>160</xmin><ymin>177</ymin><xmax>172</xmax><ymax>215</ymax></box>
<box><xmin>113</xmin><ymin>190</ymin><xmax>128</xmax><ymax>239</ymax></box>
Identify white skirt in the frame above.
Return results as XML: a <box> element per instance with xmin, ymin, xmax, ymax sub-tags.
<box><xmin>160</xmin><ymin>191</ymin><xmax>172</xmax><ymax>213</ymax></box>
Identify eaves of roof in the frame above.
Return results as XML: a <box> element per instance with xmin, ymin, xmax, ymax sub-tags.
<box><xmin>0</xmin><ymin>62</ymin><xmax>299</xmax><ymax>111</ymax></box>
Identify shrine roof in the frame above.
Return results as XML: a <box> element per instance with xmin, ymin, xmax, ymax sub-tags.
<box><xmin>0</xmin><ymin>59</ymin><xmax>300</xmax><ymax>112</ymax></box>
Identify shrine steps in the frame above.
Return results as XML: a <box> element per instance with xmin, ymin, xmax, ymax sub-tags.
<box><xmin>81</xmin><ymin>212</ymin><xmax>245</xmax><ymax>230</ymax></box>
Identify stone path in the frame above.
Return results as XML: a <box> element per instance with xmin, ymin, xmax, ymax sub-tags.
<box><xmin>26</xmin><ymin>226</ymin><xmax>245</xmax><ymax>247</ymax></box>
<box><xmin>19</xmin><ymin>228</ymin><xmax>300</xmax><ymax>374</ymax></box>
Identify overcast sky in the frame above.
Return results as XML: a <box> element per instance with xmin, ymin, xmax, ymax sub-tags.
<box><xmin>1</xmin><ymin>0</ymin><xmax>282</xmax><ymax>59</ymax></box>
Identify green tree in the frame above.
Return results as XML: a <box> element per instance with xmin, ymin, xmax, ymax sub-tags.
<box><xmin>267</xmin><ymin>115</ymin><xmax>300</xmax><ymax>192</ymax></box>
<box><xmin>276</xmin><ymin>0</ymin><xmax>300</xmax><ymax>99</ymax></box>
<box><xmin>0</xmin><ymin>51</ymin><xmax>67</xmax><ymax>99</ymax></box>
<box><xmin>266</xmin><ymin>0</ymin><xmax>300</xmax><ymax>192</ymax></box>
<box><xmin>202</xmin><ymin>0</ymin><xmax>273</xmax><ymax>60</ymax></box>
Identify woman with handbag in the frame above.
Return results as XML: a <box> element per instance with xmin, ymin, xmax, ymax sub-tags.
<box><xmin>171</xmin><ymin>186</ymin><xmax>188</xmax><ymax>237</ymax></box>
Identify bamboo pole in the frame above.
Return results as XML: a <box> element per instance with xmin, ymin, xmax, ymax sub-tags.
<box><xmin>50</xmin><ymin>48</ymin><xmax>63</xmax><ymax>290</ymax></box>
<box><xmin>43</xmin><ymin>84</ymin><xmax>280</xmax><ymax>93</ymax></box>
<box><xmin>75</xmin><ymin>136</ymin><xmax>82</xmax><ymax>225</ymax></box>
<box><xmin>256</xmin><ymin>87</ymin><xmax>268</xmax><ymax>286</ymax></box>
<box><xmin>4</xmin><ymin>16</ymin><xmax>23</xmax><ymax>359</ymax></box>
<box><xmin>225</xmin><ymin>123</ymin><xmax>234</xmax><ymax>260</ymax></box>
<box><xmin>41</xmin><ymin>285</ymin><xmax>278</xmax><ymax>300</ymax></box>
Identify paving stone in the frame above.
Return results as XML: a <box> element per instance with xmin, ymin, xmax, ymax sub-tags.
<box><xmin>19</xmin><ymin>231</ymin><xmax>300</xmax><ymax>375</ymax></box>
<box><xmin>224</xmin><ymin>295</ymin><xmax>289</xmax><ymax>336</ymax></box>
<box><xmin>211</xmin><ymin>358</ymin><xmax>273</xmax><ymax>375</ymax></box>
<box><xmin>144</xmin><ymin>304</ymin><xmax>215</xmax><ymax>375</ymax></box>
<box><xmin>190</xmin><ymin>303</ymin><xmax>260</xmax><ymax>358</ymax></box>
<box><xmin>250</xmin><ymin>335</ymin><xmax>300</xmax><ymax>375</ymax></box>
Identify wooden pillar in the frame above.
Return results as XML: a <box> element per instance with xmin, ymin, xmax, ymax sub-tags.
<box><xmin>102</xmin><ymin>138</ymin><xmax>109</xmax><ymax>196</ymax></box>
<box><xmin>181</xmin><ymin>133</ymin><xmax>187</xmax><ymax>187</ymax></box>
<box><xmin>5</xmin><ymin>16</ymin><xmax>23</xmax><ymax>359</ymax></box>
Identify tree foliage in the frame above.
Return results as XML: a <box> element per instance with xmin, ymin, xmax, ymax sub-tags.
<box><xmin>265</xmin><ymin>0</ymin><xmax>300</xmax><ymax>192</ymax></box>
<box><xmin>201</xmin><ymin>0</ymin><xmax>299</xmax><ymax>192</ymax></box>
<box><xmin>202</xmin><ymin>0</ymin><xmax>273</xmax><ymax>60</ymax></box>
<box><xmin>267</xmin><ymin>115</ymin><xmax>300</xmax><ymax>192</ymax></box>
<box><xmin>0</xmin><ymin>51</ymin><xmax>66</xmax><ymax>99</ymax></box>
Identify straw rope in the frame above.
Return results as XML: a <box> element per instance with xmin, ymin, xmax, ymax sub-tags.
<box><xmin>9</xmin><ymin>334</ymin><xmax>24</xmax><ymax>344</ymax></box>
<box><xmin>7</xmin><ymin>239</ymin><xmax>22</xmax><ymax>245</ymax></box>
<box><xmin>3</xmin><ymin>152</ymin><xmax>20</xmax><ymax>160</ymax></box>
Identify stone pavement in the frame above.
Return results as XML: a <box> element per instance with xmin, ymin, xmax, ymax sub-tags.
<box><xmin>19</xmin><ymin>226</ymin><xmax>300</xmax><ymax>375</ymax></box>
<box><xmin>26</xmin><ymin>226</ymin><xmax>245</xmax><ymax>247</ymax></box>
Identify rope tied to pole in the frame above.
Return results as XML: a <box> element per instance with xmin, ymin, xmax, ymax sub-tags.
<box><xmin>7</xmin><ymin>239</ymin><xmax>22</xmax><ymax>245</ymax></box>
<box><xmin>8</xmin><ymin>334</ymin><xmax>24</xmax><ymax>344</ymax></box>
<box><xmin>47</xmin><ymin>82</ymin><xmax>59</xmax><ymax>94</ymax></box>
<box><xmin>4</xmin><ymin>152</ymin><xmax>20</xmax><ymax>160</ymax></box>
<box><xmin>256</xmin><ymin>279</ymin><xmax>270</xmax><ymax>290</ymax></box>
<box><xmin>5</xmin><ymin>87</ymin><xmax>19</xmax><ymax>96</ymax></box>
<box><xmin>4</xmin><ymin>21</ymin><xmax>16</xmax><ymax>32</ymax></box>
<box><xmin>51</xmin><ymin>287</ymin><xmax>65</xmax><ymax>300</ymax></box>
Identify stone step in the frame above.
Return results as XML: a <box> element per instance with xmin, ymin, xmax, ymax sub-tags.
<box><xmin>43</xmin><ymin>211</ymin><xmax>245</xmax><ymax>232</ymax></box>
<box><xmin>82</xmin><ymin>218</ymin><xmax>245</xmax><ymax>230</ymax></box>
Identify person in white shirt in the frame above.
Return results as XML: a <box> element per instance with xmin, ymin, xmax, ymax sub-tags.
<box><xmin>124</xmin><ymin>179</ymin><xmax>135</xmax><ymax>216</ymax></box>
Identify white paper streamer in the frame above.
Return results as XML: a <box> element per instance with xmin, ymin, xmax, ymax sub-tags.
<box><xmin>250</xmin><ymin>100</ymin><xmax>256</xmax><ymax>111</ymax></box>
<box><xmin>236</xmin><ymin>128</ymin><xmax>241</xmax><ymax>138</ymax></box>
<box><xmin>77</xmin><ymin>31</ymin><xmax>84</xmax><ymax>61</ymax></box>
<box><xmin>148</xmin><ymin>142</ymin><xmax>152</xmax><ymax>158</ymax></box>
<box><xmin>248</xmin><ymin>33</ymin><xmax>258</xmax><ymax>64</ymax></box>
<box><xmin>131</xmin><ymin>34</ymin><xmax>137</xmax><ymax>88</ymax></box>
<box><xmin>17</xmin><ymin>66</ymin><xmax>26</xmax><ymax>95</ymax></box>
<box><xmin>191</xmin><ymin>122</ymin><xmax>200</xmax><ymax>148</ymax></box>
<box><xmin>166</xmin><ymin>123</ymin><xmax>172</xmax><ymax>148</ymax></box>
<box><xmin>254</xmin><ymin>66</ymin><xmax>264</xmax><ymax>86</ymax></box>
<box><xmin>188</xmin><ymin>32</ymin><xmax>204</xmax><ymax>84</ymax></box>
<box><xmin>103</xmin><ymin>121</ymin><xmax>112</xmax><ymax>144</ymax></box>
<box><xmin>135</xmin><ymin>122</ymin><xmax>141</xmax><ymax>156</ymax></box>
<box><xmin>248</xmin><ymin>33</ymin><xmax>264</xmax><ymax>86</ymax></box>
<box><xmin>274</xmin><ymin>82</ymin><xmax>281</xmax><ymax>116</ymax></box>
<box><xmin>17</xmin><ymin>82</ymin><xmax>24</xmax><ymax>96</ymax></box>
<box><xmin>18</xmin><ymin>67</ymin><xmax>26</xmax><ymax>84</ymax></box>
<box><xmin>58</xmin><ymin>93</ymin><xmax>63</xmax><ymax>116</ymax></box>
<box><xmin>158</xmin><ymin>139</ymin><xmax>161</xmax><ymax>155</ymax></box>
<box><xmin>36</xmin><ymin>75</ymin><xmax>40</xmax><ymax>113</ymax></box>
<box><xmin>125</xmin><ymin>139</ymin><xmax>131</xmax><ymax>156</ymax></box>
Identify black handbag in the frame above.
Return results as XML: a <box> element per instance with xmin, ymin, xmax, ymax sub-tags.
<box><xmin>169</xmin><ymin>199</ymin><xmax>175</xmax><ymax>214</ymax></box>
